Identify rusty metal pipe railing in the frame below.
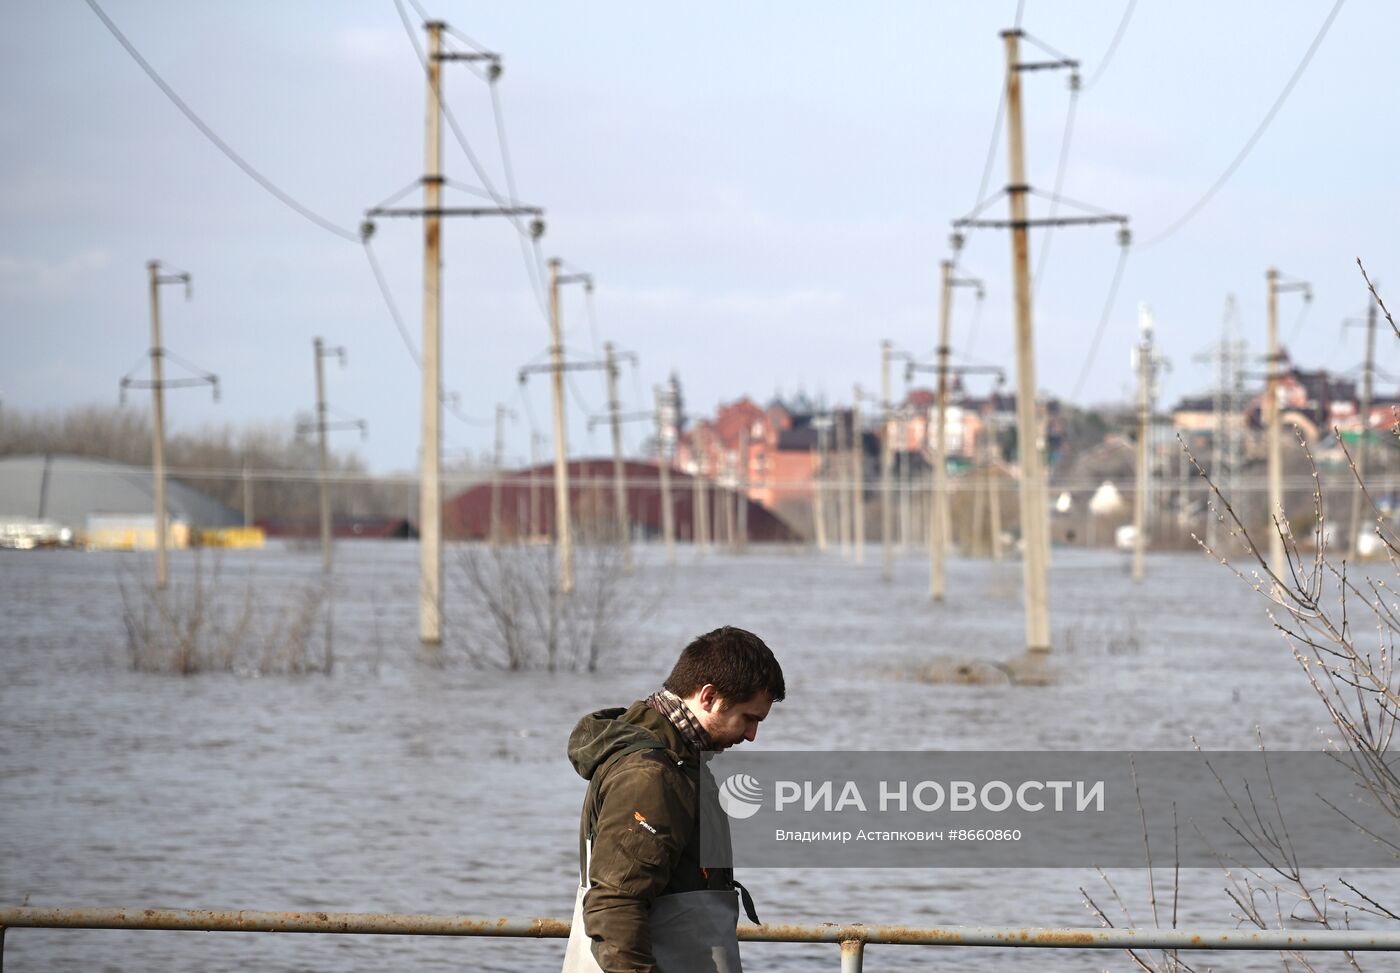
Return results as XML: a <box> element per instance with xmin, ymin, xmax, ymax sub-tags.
<box><xmin>3</xmin><ymin>907</ymin><xmax>1400</xmax><ymax>954</ymax></box>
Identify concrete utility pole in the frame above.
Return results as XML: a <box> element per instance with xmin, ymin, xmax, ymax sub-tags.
<box><xmin>881</xmin><ymin>342</ymin><xmax>895</xmax><ymax>580</ymax></box>
<box><xmin>242</xmin><ymin>462</ymin><xmax>253</xmax><ymax>528</ymax></box>
<box><xmin>1348</xmin><ymin>293</ymin><xmax>1379</xmax><ymax>560</ymax></box>
<box><xmin>299</xmin><ymin>339</ymin><xmax>363</xmax><ymax>574</ymax></box>
<box><xmin>986</xmin><ymin>405</ymin><xmax>1005</xmax><ymax>560</ymax></box>
<box><xmin>589</xmin><ymin>378</ymin><xmax>661</xmax><ymax>563</ymax></box>
<box><xmin>952</xmin><ymin>31</ymin><xmax>1127</xmax><ymax>656</ymax></box>
<box><xmin>362</xmin><ymin>22</ymin><xmax>543</xmax><ymax>645</ymax></box>
<box><xmin>147</xmin><ymin>261</ymin><xmax>185</xmax><ymax>590</ymax></box>
<box><xmin>603</xmin><ymin>343</ymin><xmax>633</xmax><ymax>570</ymax></box>
<box><xmin>812</xmin><ymin>416</ymin><xmax>831</xmax><ymax>551</ymax></box>
<box><xmin>1208</xmin><ymin>314</ymin><xmax>1227</xmax><ymax>552</ymax></box>
<box><xmin>419</xmin><ymin>21</ymin><xmax>445</xmax><ymax>641</ymax></box>
<box><xmin>548</xmin><ymin>259</ymin><xmax>572</xmax><ymax>592</ymax></box>
<box><xmin>897</xmin><ymin>416</ymin><xmax>911</xmax><ymax>552</ymax></box>
<box><xmin>655</xmin><ymin>385</ymin><xmax>676</xmax><ymax>564</ymax></box>
<box><xmin>852</xmin><ymin>387</ymin><xmax>865</xmax><ymax>565</ymax></box>
<box><xmin>694</xmin><ymin>427</ymin><xmax>710</xmax><ymax>553</ymax></box>
<box><xmin>522</xmin><ymin>260</ymin><xmax>599</xmax><ymax>592</ymax></box>
<box><xmin>529</xmin><ymin>431</ymin><xmax>544</xmax><ymax>540</ymax></box>
<box><xmin>835</xmin><ymin>416</ymin><xmax>851</xmax><ymax>558</ymax></box>
<box><xmin>490</xmin><ymin>403</ymin><xmax>516</xmax><ymax>546</ymax></box>
<box><xmin>736</xmin><ymin>424</ymin><xmax>750</xmax><ymax>553</ymax></box>
<box><xmin>1196</xmin><ymin>295</ymin><xmax>1243</xmax><ymax>552</ymax></box>
<box><xmin>1132</xmin><ymin>305</ymin><xmax>1160</xmax><ymax>583</ymax></box>
<box><xmin>1003</xmin><ymin>30</ymin><xmax>1050</xmax><ymax>653</ymax></box>
<box><xmin>1265</xmin><ymin>267</ymin><xmax>1312</xmax><ymax>579</ymax></box>
<box><xmin>928</xmin><ymin>258</ymin><xmax>985</xmax><ymax>600</ymax></box>
<box><xmin>314</xmin><ymin>338</ymin><xmax>339</xmax><ymax>572</ymax></box>
<box><xmin>123</xmin><ymin>261</ymin><xmax>214</xmax><ymax>590</ymax></box>
<box><xmin>721</xmin><ymin>446</ymin><xmax>736</xmax><ymax>550</ymax></box>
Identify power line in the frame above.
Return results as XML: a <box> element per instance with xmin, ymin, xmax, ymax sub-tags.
<box><xmin>584</xmin><ymin>282</ymin><xmax>602</xmax><ymax>355</ymax></box>
<box><xmin>362</xmin><ymin>238</ymin><xmax>421</xmax><ymax>367</ymax></box>
<box><xmin>1018</xmin><ymin>31</ymin><xmax>1075</xmax><ymax>66</ymax></box>
<box><xmin>364</xmin><ymin>236</ymin><xmax>498</xmax><ymax>430</ymax></box>
<box><xmin>1068</xmin><ymin>242</ymin><xmax>1131</xmax><ymax>403</ymax></box>
<box><xmin>82</xmin><ymin>0</ymin><xmax>359</xmax><ymax>243</ymax></box>
<box><xmin>87</xmin><ymin>0</ymin><xmax>536</xmax><ymax>443</ymax></box>
<box><xmin>960</xmin><ymin>289</ymin><xmax>988</xmax><ymax>359</ymax></box>
<box><xmin>82</xmin><ymin>0</ymin><xmax>445</xmax><ymax>389</ymax></box>
<box><xmin>970</xmin><ymin>88</ymin><xmax>1007</xmax><ymax>233</ymax></box>
<box><xmin>1082</xmin><ymin>0</ymin><xmax>1138</xmax><ymax>91</ymax></box>
<box><xmin>1032</xmin><ymin>73</ymin><xmax>1080</xmax><ymax>294</ymax></box>
<box><xmin>488</xmin><ymin>72</ymin><xmax>550</xmax><ymax>316</ymax></box>
<box><xmin>1284</xmin><ymin>295</ymin><xmax>1314</xmax><ymax>348</ymax></box>
<box><xmin>566</xmin><ymin>371</ymin><xmax>601</xmax><ymax>418</ymax></box>
<box><xmin>390</xmin><ymin>0</ymin><xmax>549</xmax><ymax>317</ymax></box>
<box><xmin>1140</xmin><ymin>0</ymin><xmax>1347</xmax><ymax>247</ymax></box>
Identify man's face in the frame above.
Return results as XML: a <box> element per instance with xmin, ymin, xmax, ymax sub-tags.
<box><xmin>688</xmin><ymin>687</ymin><xmax>774</xmax><ymax>751</ymax></box>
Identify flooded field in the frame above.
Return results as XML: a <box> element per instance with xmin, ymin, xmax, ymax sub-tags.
<box><xmin>1</xmin><ymin>540</ymin><xmax>1387</xmax><ymax>971</ymax></box>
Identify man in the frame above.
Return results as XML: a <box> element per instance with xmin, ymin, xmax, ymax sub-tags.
<box><xmin>563</xmin><ymin>626</ymin><xmax>785</xmax><ymax>973</ymax></box>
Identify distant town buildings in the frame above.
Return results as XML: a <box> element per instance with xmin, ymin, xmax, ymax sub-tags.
<box><xmin>1172</xmin><ymin>360</ymin><xmax>1400</xmax><ymax>453</ymax></box>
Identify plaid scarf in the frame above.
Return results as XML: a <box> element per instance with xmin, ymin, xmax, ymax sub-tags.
<box><xmin>645</xmin><ymin>688</ymin><xmax>713</xmax><ymax>753</ymax></box>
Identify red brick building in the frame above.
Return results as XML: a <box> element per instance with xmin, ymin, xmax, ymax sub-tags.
<box><xmin>443</xmin><ymin>458</ymin><xmax>799</xmax><ymax>543</ymax></box>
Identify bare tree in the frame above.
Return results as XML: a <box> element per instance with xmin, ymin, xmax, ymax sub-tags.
<box><xmin>447</xmin><ymin>509</ymin><xmax>659</xmax><ymax>672</ymax></box>
<box><xmin>1082</xmin><ymin>263</ymin><xmax>1400</xmax><ymax>973</ymax></box>
<box><xmin>119</xmin><ymin>552</ymin><xmax>332</xmax><ymax>675</ymax></box>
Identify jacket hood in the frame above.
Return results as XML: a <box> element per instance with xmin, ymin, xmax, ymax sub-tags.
<box><xmin>567</xmin><ymin>700</ymin><xmax>686</xmax><ymax>781</ymax></box>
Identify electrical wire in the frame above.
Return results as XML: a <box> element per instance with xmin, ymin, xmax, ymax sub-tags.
<box><xmin>160</xmin><ymin>347</ymin><xmax>217</xmax><ymax>379</ymax></box>
<box><xmin>370</xmin><ymin>178</ymin><xmax>426</xmax><ymax>212</ymax></box>
<box><xmin>1032</xmin><ymin>76</ymin><xmax>1080</xmax><ymax>295</ymax></box>
<box><xmin>1139</xmin><ymin>0</ymin><xmax>1347</xmax><ymax>247</ymax></box>
<box><xmin>1284</xmin><ymin>297</ymin><xmax>1313</xmax><ymax>348</ymax></box>
<box><xmin>566</xmin><ymin>371</ymin><xmax>601</xmax><ymax>418</ymax></box>
<box><xmin>960</xmin><ymin>289</ymin><xmax>988</xmax><ymax>360</ymax></box>
<box><xmin>1026</xmin><ymin>186</ymin><xmax>1123</xmax><ymax>219</ymax></box>
<box><xmin>87</xmin><ymin>0</ymin><xmax>534</xmax><ymax>444</ymax></box>
<box><xmin>584</xmin><ymin>284</ymin><xmax>602</xmax><ymax>355</ymax></box>
<box><xmin>1082</xmin><ymin>0</ymin><xmax>1138</xmax><ymax>91</ymax></box>
<box><xmin>1068</xmin><ymin>243</ymin><xmax>1131</xmax><ymax>402</ymax></box>
<box><xmin>516</xmin><ymin>382</ymin><xmax>540</xmax><ymax>436</ymax></box>
<box><xmin>362</xmin><ymin>239</ymin><xmax>422</xmax><ymax>367</ymax></box>
<box><xmin>488</xmin><ymin>75</ymin><xmax>550</xmax><ymax>316</ymax></box>
<box><xmin>1018</xmin><ymin>31</ymin><xmax>1075</xmax><ymax>66</ymax></box>
<box><xmin>391</xmin><ymin>0</ymin><xmax>548</xmax><ymax>308</ymax></box>
<box><xmin>441</xmin><ymin>177</ymin><xmax>513</xmax><ymax>201</ymax></box>
<box><xmin>629</xmin><ymin>357</ymin><xmax>647</xmax><ymax>420</ymax></box>
<box><xmin>119</xmin><ymin>352</ymin><xmax>152</xmax><ymax>383</ymax></box>
<box><xmin>82</xmin><ymin>0</ymin><xmax>359</xmax><ymax>243</ymax></box>
<box><xmin>81</xmin><ymin>0</ymin><xmax>447</xmax><ymax>404</ymax></box>
<box><xmin>956</xmin><ymin>188</ymin><xmax>1010</xmax><ymax>227</ymax></box>
<box><xmin>970</xmin><ymin>89</ymin><xmax>1007</xmax><ymax>237</ymax></box>
<box><xmin>443</xmin><ymin>396</ymin><xmax>493</xmax><ymax>427</ymax></box>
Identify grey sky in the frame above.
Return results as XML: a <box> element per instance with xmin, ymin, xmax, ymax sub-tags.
<box><xmin>2</xmin><ymin>1</ymin><xmax>1395</xmax><ymax>473</ymax></box>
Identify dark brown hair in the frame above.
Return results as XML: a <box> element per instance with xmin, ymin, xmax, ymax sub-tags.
<box><xmin>663</xmin><ymin>626</ymin><xmax>785</xmax><ymax>703</ymax></box>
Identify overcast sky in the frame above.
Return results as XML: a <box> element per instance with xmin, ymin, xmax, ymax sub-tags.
<box><xmin>2</xmin><ymin>1</ymin><xmax>1395</xmax><ymax>472</ymax></box>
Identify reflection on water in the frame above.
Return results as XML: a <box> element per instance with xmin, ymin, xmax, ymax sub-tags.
<box><xmin>1</xmin><ymin>541</ymin><xmax>1387</xmax><ymax>971</ymax></box>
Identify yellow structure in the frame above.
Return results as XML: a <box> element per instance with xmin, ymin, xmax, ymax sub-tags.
<box><xmin>195</xmin><ymin>526</ymin><xmax>266</xmax><ymax>549</ymax></box>
<box><xmin>84</xmin><ymin>517</ymin><xmax>191</xmax><ymax>552</ymax></box>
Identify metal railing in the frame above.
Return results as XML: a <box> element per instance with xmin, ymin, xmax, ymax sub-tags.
<box><xmin>3</xmin><ymin>907</ymin><xmax>1398</xmax><ymax>971</ymax></box>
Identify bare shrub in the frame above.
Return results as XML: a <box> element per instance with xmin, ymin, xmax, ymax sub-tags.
<box><xmin>1082</xmin><ymin>263</ymin><xmax>1400</xmax><ymax>972</ymax></box>
<box><xmin>447</xmin><ymin>513</ymin><xmax>659</xmax><ymax>672</ymax></box>
<box><xmin>119</xmin><ymin>553</ymin><xmax>332</xmax><ymax>675</ymax></box>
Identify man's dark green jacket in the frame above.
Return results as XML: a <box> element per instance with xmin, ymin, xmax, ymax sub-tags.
<box><xmin>568</xmin><ymin>700</ymin><xmax>733</xmax><ymax>973</ymax></box>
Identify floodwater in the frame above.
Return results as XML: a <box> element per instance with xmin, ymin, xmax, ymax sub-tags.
<box><xmin>1</xmin><ymin>540</ymin><xmax>1392</xmax><ymax>971</ymax></box>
